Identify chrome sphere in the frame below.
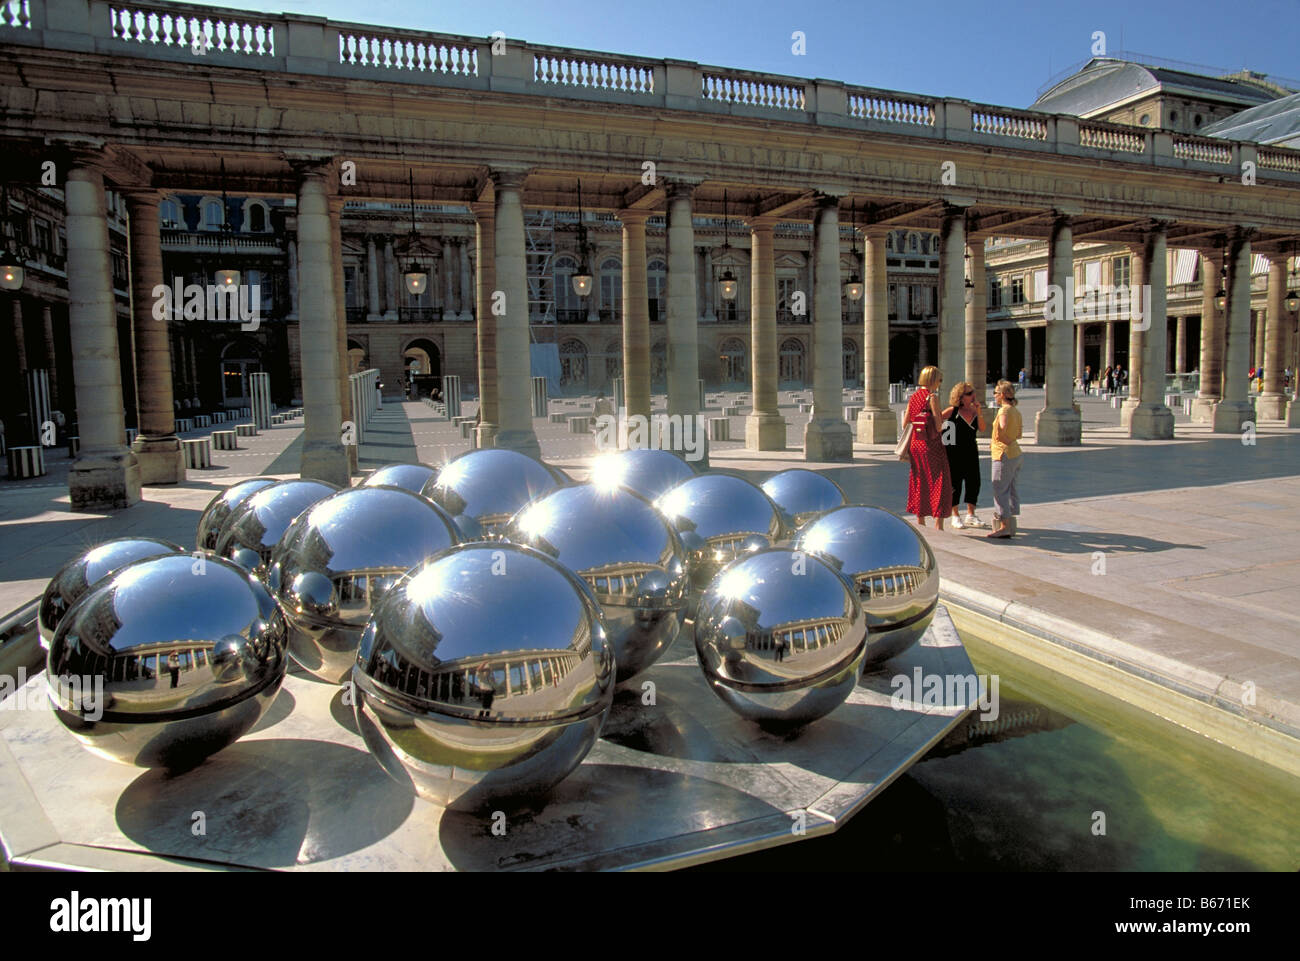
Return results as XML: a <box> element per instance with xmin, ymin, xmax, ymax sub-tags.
<box><xmin>362</xmin><ymin>462</ymin><xmax>438</xmax><ymax>495</ymax></box>
<box><xmin>195</xmin><ymin>477</ymin><xmax>279</xmax><ymax>551</ymax></box>
<box><xmin>654</xmin><ymin>474</ymin><xmax>784</xmax><ymax>606</ymax></box>
<box><xmin>353</xmin><ymin>543</ymin><xmax>614</xmax><ymax>810</ymax></box>
<box><xmin>695</xmin><ymin>548</ymin><xmax>866</xmax><ymax>728</ymax></box>
<box><xmin>269</xmin><ymin>485</ymin><xmax>460</xmax><ymax>682</ymax></box>
<box><xmin>47</xmin><ymin>553</ymin><xmax>288</xmax><ymax>770</ymax></box>
<box><xmin>38</xmin><ymin>537</ymin><xmax>184</xmax><ymax>649</ymax></box>
<box><xmin>761</xmin><ymin>469</ymin><xmax>848</xmax><ymax>531</ymax></box>
<box><xmin>214</xmin><ymin>479</ymin><xmax>339</xmax><ymax>578</ymax></box>
<box><xmin>588</xmin><ymin>447</ymin><xmax>697</xmax><ymax>502</ymax></box>
<box><xmin>795</xmin><ymin>506</ymin><xmax>939</xmax><ymax>664</ymax></box>
<box><xmin>505</xmin><ymin>484</ymin><xmax>689</xmax><ymax>682</ymax></box>
<box><xmin>420</xmin><ymin>449</ymin><xmax>564</xmax><ymax>539</ymax></box>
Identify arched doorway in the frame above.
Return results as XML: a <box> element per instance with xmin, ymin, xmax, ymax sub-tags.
<box><xmin>720</xmin><ymin>337</ymin><xmax>747</xmax><ymax>385</ymax></box>
<box><xmin>403</xmin><ymin>337</ymin><xmax>441</xmax><ymax>398</ymax></box>
<box><xmin>779</xmin><ymin>337</ymin><xmax>805</xmax><ymax>387</ymax></box>
<box><xmin>559</xmin><ymin>338</ymin><xmax>589</xmax><ymax>389</ymax></box>
<box><xmin>220</xmin><ymin>340</ymin><xmax>262</xmax><ymax>408</ymax></box>
<box><xmin>843</xmin><ymin>337</ymin><xmax>860</xmax><ymax>386</ymax></box>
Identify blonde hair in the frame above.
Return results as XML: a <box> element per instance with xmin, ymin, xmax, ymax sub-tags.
<box><xmin>918</xmin><ymin>366</ymin><xmax>941</xmax><ymax>390</ymax></box>
<box><xmin>994</xmin><ymin>379</ymin><xmax>1018</xmax><ymax>406</ymax></box>
<box><xmin>949</xmin><ymin>381</ymin><xmax>973</xmax><ymax>408</ymax></box>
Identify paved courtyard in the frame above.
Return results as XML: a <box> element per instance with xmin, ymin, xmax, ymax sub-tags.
<box><xmin>2</xmin><ymin>387</ymin><xmax>1297</xmax><ymax>763</ymax></box>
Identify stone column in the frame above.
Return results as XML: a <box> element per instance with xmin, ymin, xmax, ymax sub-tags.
<box><xmin>857</xmin><ymin>225</ymin><xmax>894</xmax><ymax>442</ymax></box>
<box><xmin>701</xmin><ymin>246</ymin><xmax>716</xmax><ymax>323</ymax></box>
<box><xmin>329</xmin><ymin>198</ymin><xmax>357</xmax><ymax>473</ymax></box>
<box><xmin>665</xmin><ymin>184</ymin><xmax>701</xmax><ymax>450</ymax></box>
<box><xmin>1074</xmin><ymin>323</ymin><xmax>1085</xmax><ymax>387</ymax></box>
<box><xmin>471</xmin><ymin>200</ymin><xmax>498</xmax><ymax>448</ymax></box>
<box><xmin>41</xmin><ymin>303</ymin><xmax>59</xmax><ymax>410</ymax></box>
<box><xmin>1121</xmin><ymin>245</ymin><xmax>1145</xmax><ymax>427</ymax></box>
<box><xmin>1104</xmin><ymin>320</ymin><xmax>1115</xmax><ymax>371</ymax></box>
<box><xmin>1213</xmin><ymin>229</ymin><xmax>1255</xmax><ymax>433</ymax></box>
<box><xmin>366</xmin><ymin>236</ymin><xmax>381</xmax><ymax>322</ymax></box>
<box><xmin>292</xmin><ymin>159</ymin><xmax>349</xmax><ymax>485</ymax></box>
<box><xmin>745</xmin><ymin>217</ymin><xmax>785</xmax><ymax>449</ymax></box>
<box><xmin>1191</xmin><ymin>249</ymin><xmax>1223</xmax><ymax>422</ymax></box>
<box><xmin>1000</xmin><ymin>329</ymin><xmax>1009</xmax><ymax>382</ymax></box>
<box><xmin>10</xmin><ymin>297</ymin><xmax>27</xmax><ymax>375</ymax></box>
<box><xmin>64</xmin><ymin>160</ymin><xmax>140</xmax><ymax>510</ymax></box>
<box><xmin>286</xmin><ymin>238</ymin><xmax>298</xmax><ymax>321</ymax></box>
<box><xmin>1258</xmin><ymin>256</ymin><xmax>1290</xmax><ymax>420</ymax></box>
<box><xmin>1254</xmin><ymin>313</ymin><xmax>1266</xmax><ymax>372</ymax></box>
<box><xmin>186</xmin><ymin>338</ymin><xmax>198</xmax><ymax>404</ymax></box>
<box><xmin>938</xmin><ymin>205</ymin><xmax>966</xmax><ymax>383</ymax></box>
<box><xmin>491</xmin><ymin>169</ymin><xmax>540</xmax><ymax>457</ymax></box>
<box><xmin>458</xmin><ymin>241</ymin><xmax>474</xmax><ymax>322</ymax></box>
<box><xmin>964</xmin><ymin>235</ymin><xmax>987</xmax><ymax>404</ymax></box>
<box><xmin>123</xmin><ymin>190</ymin><xmax>183</xmax><ymax>484</ymax></box>
<box><xmin>442</xmin><ymin>239</ymin><xmax>457</xmax><ymax>321</ymax></box>
<box><xmin>585</xmin><ymin>243</ymin><xmax>600</xmax><ymax>324</ymax></box>
<box><xmin>620</xmin><ymin>209</ymin><xmax>651</xmax><ymax>423</ymax></box>
<box><xmin>1035</xmin><ymin>214</ymin><xmax>1082</xmax><ymax>445</ymax></box>
<box><xmin>805</xmin><ymin>197</ymin><xmax>852</xmax><ymax>461</ymax></box>
<box><xmin>383</xmin><ymin>238</ymin><xmax>399</xmax><ymax>320</ymax></box>
<box><xmin>1022</xmin><ymin>327</ymin><xmax>1032</xmax><ymax>384</ymax></box>
<box><xmin>1175</xmin><ymin>316</ymin><xmax>1187</xmax><ymax>373</ymax></box>
<box><xmin>1130</xmin><ymin>224</ymin><xmax>1174</xmax><ymax>439</ymax></box>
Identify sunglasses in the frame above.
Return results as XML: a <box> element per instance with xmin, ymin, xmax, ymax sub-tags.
<box><xmin>963</xmin><ymin>390</ymin><xmax>975</xmax><ymax>397</ymax></box>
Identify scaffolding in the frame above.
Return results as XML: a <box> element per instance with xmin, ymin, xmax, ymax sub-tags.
<box><xmin>526</xmin><ymin>209</ymin><xmax>555</xmax><ymax>342</ymax></box>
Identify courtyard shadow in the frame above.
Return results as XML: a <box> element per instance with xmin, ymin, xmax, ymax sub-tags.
<box><xmin>1009</xmin><ymin>528</ymin><xmax>1206</xmax><ymax>556</ymax></box>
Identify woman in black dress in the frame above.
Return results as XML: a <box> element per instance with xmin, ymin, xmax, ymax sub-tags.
<box><xmin>943</xmin><ymin>381</ymin><xmax>987</xmax><ymax>529</ymax></box>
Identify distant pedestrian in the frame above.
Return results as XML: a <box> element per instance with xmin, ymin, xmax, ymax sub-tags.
<box><xmin>942</xmin><ymin>380</ymin><xmax>986</xmax><ymax>529</ymax></box>
<box><xmin>1102</xmin><ymin>365</ymin><xmax>1113</xmax><ymax>395</ymax></box>
<box><xmin>906</xmin><ymin>366</ymin><xmax>953</xmax><ymax>531</ymax></box>
<box><xmin>1018</xmin><ymin>368</ymin><xmax>1027</xmax><ymax>391</ymax></box>
<box><xmin>987</xmin><ymin>380</ymin><xmax>1023</xmax><ymax>540</ymax></box>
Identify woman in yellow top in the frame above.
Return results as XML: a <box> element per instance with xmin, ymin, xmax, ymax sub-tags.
<box><xmin>987</xmin><ymin>380</ymin><xmax>1023</xmax><ymax>540</ymax></box>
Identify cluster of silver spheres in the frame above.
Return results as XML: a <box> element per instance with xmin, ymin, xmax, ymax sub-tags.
<box><xmin>39</xmin><ymin>448</ymin><xmax>937</xmax><ymax>809</ymax></box>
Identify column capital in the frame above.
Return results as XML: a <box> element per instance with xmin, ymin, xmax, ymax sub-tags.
<box><xmin>1050</xmin><ymin>209</ymin><xmax>1076</xmax><ymax>227</ymax></box>
<box><xmin>812</xmin><ymin>192</ymin><xmax>841</xmax><ymax>210</ymax></box>
<box><xmin>119</xmin><ymin>187</ymin><xmax>161</xmax><ymax>211</ymax></box>
<box><xmin>746</xmin><ymin>215</ymin><xmax>778</xmax><ymax>232</ymax></box>
<box><xmin>861</xmin><ymin>223</ymin><xmax>891</xmax><ymax>240</ymax></box>
<box><xmin>665</xmin><ymin>180</ymin><xmax>698</xmax><ymax>201</ymax></box>
<box><xmin>1232</xmin><ymin>224</ymin><xmax>1260</xmax><ymax>243</ymax></box>
<box><xmin>1144</xmin><ymin>218</ymin><xmax>1175</xmax><ymax>236</ymax></box>
<box><xmin>488</xmin><ymin>167</ymin><xmax>530</xmax><ymax>192</ymax></box>
<box><xmin>283</xmin><ymin>151</ymin><xmax>338</xmax><ymax>180</ymax></box>
<box><xmin>617</xmin><ymin>208</ymin><xmax>651</xmax><ymax>226</ymax></box>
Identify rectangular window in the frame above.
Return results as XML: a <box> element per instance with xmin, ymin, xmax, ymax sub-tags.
<box><xmin>888</xmin><ymin>283</ymin><xmax>897</xmax><ymax>318</ymax></box>
<box><xmin>1113</xmin><ymin>255</ymin><xmax>1131</xmax><ymax>288</ymax></box>
<box><xmin>777</xmin><ymin>277</ymin><xmax>799</xmax><ymax>322</ymax></box>
<box><xmin>989</xmin><ymin>278</ymin><xmax>1002</xmax><ymax>308</ymax></box>
<box><xmin>343</xmin><ymin>266</ymin><xmax>361</xmax><ymax>309</ymax></box>
<box><xmin>33</xmin><ymin>217</ymin><xmax>51</xmax><ymax>252</ymax></box>
<box><xmin>1010</xmin><ymin>276</ymin><xmax>1025</xmax><ymax>305</ymax></box>
<box><xmin>1084</xmin><ymin>260</ymin><xmax>1102</xmax><ymax>289</ymax></box>
<box><xmin>1032</xmin><ymin>269</ymin><xmax>1048</xmax><ymax>302</ymax></box>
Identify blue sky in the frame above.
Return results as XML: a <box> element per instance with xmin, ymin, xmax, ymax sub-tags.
<box><xmin>186</xmin><ymin>0</ymin><xmax>1299</xmax><ymax>107</ymax></box>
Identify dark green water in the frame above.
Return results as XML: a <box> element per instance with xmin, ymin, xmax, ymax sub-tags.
<box><xmin>692</xmin><ymin>634</ymin><xmax>1300</xmax><ymax>872</ymax></box>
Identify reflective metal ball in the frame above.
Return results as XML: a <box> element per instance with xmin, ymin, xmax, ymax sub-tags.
<box><xmin>760</xmin><ymin>469</ymin><xmax>848</xmax><ymax>531</ymax></box>
<box><xmin>362</xmin><ymin>462</ymin><xmax>438</xmax><ymax>495</ymax></box>
<box><xmin>420</xmin><ymin>449</ymin><xmax>564</xmax><ymax>540</ymax></box>
<box><xmin>694</xmin><ymin>548</ymin><xmax>866</xmax><ymax>728</ymax></box>
<box><xmin>195</xmin><ymin>477</ymin><xmax>279</xmax><ymax>551</ymax></box>
<box><xmin>214</xmin><ymin>479</ymin><xmax>339</xmax><ymax>578</ymax></box>
<box><xmin>654</xmin><ymin>474</ymin><xmax>785</xmax><ymax>607</ymax></box>
<box><xmin>47</xmin><ymin>553</ymin><xmax>288</xmax><ymax>770</ymax></box>
<box><xmin>795</xmin><ymin>506</ymin><xmax>939</xmax><ymax>664</ymax></box>
<box><xmin>268</xmin><ymin>485</ymin><xmax>461</xmax><ymax>682</ymax></box>
<box><xmin>39</xmin><ymin>537</ymin><xmax>184</xmax><ymax>649</ymax></box>
<box><xmin>588</xmin><ymin>448</ymin><xmax>697</xmax><ymax>502</ymax></box>
<box><xmin>505</xmin><ymin>484</ymin><xmax>689</xmax><ymax>682</ymax></box>
<box><xmin>353</xmin><ymin>543</ymin><xmax>614</xmax><ymax>810</ymax></box>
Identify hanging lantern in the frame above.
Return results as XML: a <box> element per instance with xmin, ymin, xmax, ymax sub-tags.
<box><xmin>404</xmin><ymin>262</ymin><xmax>428</xmax><ymax>295</ymax></box>
<box><xmin>572</xmin><ymin>270</ymin><xmax>593</xmax><ymax>297</ymax></box>
<box><xmin>400</xmin><ymin>169</ymin><xmax>430</xmax><ymax>297</ymax></box>
<box><xmin>215</xmin><ymin>267</ymin><xmax>240</xmax><ymax>288</ymax></box>
<box><xmin>572</xmin><ymin>180</ymin><xmax>594</xmax><ymax>298</ymax></box>
<box><xmin>844</xmin><ymin>201</ymin><xmax>863</xmax><ymax>302</ymax></box>
<box><xmin>844</xmin><ymin>276</ymin><xmax>864</xmax><ymax>302</ymax></box>
<box><xmin>215</xmin><ymin>159</ymin><xmax>239</xmax><ymax>288</ymax></box>
<box><xmin>719</xmin><ymin>268</ymin><xmax>738</xmax><ymax>301</ymax></box>
<box><xmin>0</xmin><ymin>249</ymin><xmax>23</xmax><ymax>291</ymax></box>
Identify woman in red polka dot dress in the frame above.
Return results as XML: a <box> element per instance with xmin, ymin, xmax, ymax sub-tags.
<box><xmin>906</xmin><ymin>365</ymin><xmax>953</xmax><ymax>530</ymax></box>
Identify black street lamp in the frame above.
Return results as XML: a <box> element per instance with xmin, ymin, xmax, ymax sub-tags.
<box><xmin>401</xmin><ymin>169</ymin><xmax>431</xmax><ymax>296</ymax></box>
<box><xmin>572</xmin><ymin>180</ymin><xmax>593</xmax><ymax>297</ymax></box>
<box><xmin>844</xmin><ymin>201</ymin><xmax>863</xmax><ymax>303</ymax></box>
<box><xmin>717</xmin><ymin>190</ymin><xmax>737</xmax><ymax>301</ymax></box>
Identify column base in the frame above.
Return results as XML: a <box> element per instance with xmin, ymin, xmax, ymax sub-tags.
<box><xmin>300</xmin><ymin>441</ymin><xmax>351</xmax><ymax>487</ymax></box>
<box><xmin>366</xmin><ymin>313</ymin><xmax>382</xmax><ymax>323</ymax></box>
<box><xmin>383</xmin><ymin>311</ymin><xmax>398</xmax><ymax>322</ymax></box>
<box><xmin>744</xmin><ymin>412</ymin><xmax>787</xmax><ymax>451</ymax></box>
<box><xmin>475</xmin><ymin>423</ymin><xmax>498</xmax><ymax>449</ymax></box>
<box><xmin>493</xmin><ymin>427</ymin><xmax>542</xmax><ymax>460</ymax></box>
<box><xmin>1257</xmin><ymin>392</ymin><xmax>1288</xmax><ymax>421</ymax></box>
<box><xmin>803</xmin><ymin>418</ymin><xmax>853</xmax><ymax>462</ymax></box>
<box><xmin>1211</xmin><ymin>401</ymin><xmax>1253</xmax><ymax>434</ymax></box>
<box><xmin>1285</xmin><ymin>400</ymin><xmax>1300</xmax><ymax>428</ymax></box>
<box><xmin>1128</xmin><ymin>404</ymin><xmax>1175</xmax><ymax>440</ymax></box>
<box><xmin>1189</xmin><ymin>396</ymin><xmax>1219</xmax><ymax>424</ymax></box>
<box><xmin>1118</xmin><ymin>398</ymin><xmax>1140</xmax><ymax>429</ymax></box>
<box><xmin>131</xmin><ymin>434</ymin><xmax>184</xmax><ymax>485</ymax></box>
<box><xmin>70</xmin><ymin>448</ymin><xmax>142</xmax><ymax>512</ymax></box>
<box><xmin>1034</xmin><ymin>407</ymin><xmax>1082</xmax><ymax>446</ymax></box>
<box><xmin>855</xmin><ymin>407</ymin><xmax>897</xmax><ymax>444</ymax></box>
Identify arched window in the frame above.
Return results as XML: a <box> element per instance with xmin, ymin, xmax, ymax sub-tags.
<box><xmin>604</xmin><ymin>339</ymin><xmax>622</xmax><ymax>381</ymax></box>
<box><xmin>909</xmin><ymin>233</ymin><xmax>919</xmax><ymax>253</ymax></box>
<box><xmin>779</xmin><ymin>338</ymin><xmax>805</xmax><ymax>385</ymax></box>
<box><xmin>204</xmin><ymin>201</ymin><xmax>224</xmax><ymax>231</ymax></box>
<box><xmin>247</xmin><ymin>203</ymin><xmax>266</xmax><ymax>232</ymax></box>
<box><xmin>720</xmin><ymin>337</ymin><xmax>747</xmax><ymax>384</ymax></box>
<box><xmin>559</xmin><ymin>338</ymin><xmax>588</xmax><ymax>387</ymax></box>
<box><xmin>160</xmin><ymin>198</ymin><xmax>181</xmax><ymax>229</ymax></box>
<box><xmin>553</xmin><ymin>256</ymin><xmax>580</xmax><ymax>320</ymax></box>
<box><xmin>647</xmin><ymin>258</ymin><xmax>666</xmax><ymax>322</ymax></box>
<box><xmin>599</xmin><ymin>258</ymin><xmax>622</xmax><ymax>322</ymax></box>
<box><xmin>843</xmin><ymin>338</ymin><xmax>860</xmax><ymax>384</ymax></box>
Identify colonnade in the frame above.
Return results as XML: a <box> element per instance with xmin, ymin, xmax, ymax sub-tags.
<box><xmin>51</xmin><ymin>149</ymin><xmax>1299</xmax><ymax>510</ymax></box>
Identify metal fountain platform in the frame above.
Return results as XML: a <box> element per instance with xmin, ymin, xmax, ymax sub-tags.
<box><xmin>0</xmin><ymin>607</ymin><xmax>976</xmax><ymax>871</ymax></box>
